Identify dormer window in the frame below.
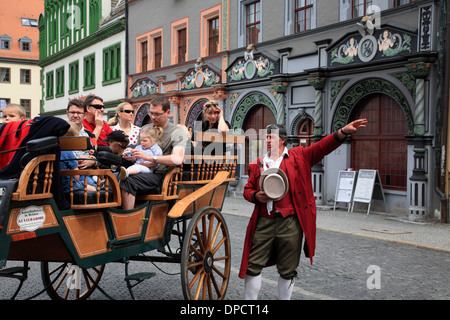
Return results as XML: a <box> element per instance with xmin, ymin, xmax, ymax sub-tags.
<box><xmin>22</xmin><ymin>18</ymin><xmax>38</xmax><ymax>27</ymax></box>
<box><xmin>0</xmin><ymin>34</ymin><xmax>12</xmax><ymax>50</ymax></box>
<box><xmin>19</xmin><ymin>36</ymin><xmax>32</xmax><ymax>52</ymax></box>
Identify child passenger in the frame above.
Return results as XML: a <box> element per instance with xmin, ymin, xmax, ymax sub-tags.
<box><xmin>60</xmin><ymin>123</ymin><xmax>96</xmax><ymax>192</ymax></box>
<box><xmin>2</xmin><ymin>104</ymin><xmax>26</xmax><ymax>123</ymax></box>
<box><xmin>119</xmin><ymin>125</ymin><xmax>163</xmax><ymax>180</ymax></box>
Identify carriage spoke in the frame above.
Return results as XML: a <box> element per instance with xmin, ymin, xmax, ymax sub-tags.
<box><xmin>212</xmin><ymin>236</ymin><xmax>227</xmax><ymax>254</ymax></box>
<box><xmin>210</xmin><ymin>221</ymin><xmax>222</xmax><ymax>250</ymax></box>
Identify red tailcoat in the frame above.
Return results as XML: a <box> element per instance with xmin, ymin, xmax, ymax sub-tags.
<box><xmin>239</xmin><ymin>132</ymin><xmax>344</xmax><ymax>279</ymax></box>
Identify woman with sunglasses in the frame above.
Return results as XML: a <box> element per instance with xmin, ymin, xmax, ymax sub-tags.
<box><xmin>108</xmin><ymin>102</ymin><xmax>141</xmax><ymax>146</ymax></box>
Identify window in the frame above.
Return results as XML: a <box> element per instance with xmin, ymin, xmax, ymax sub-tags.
<box><xmin>394</xmin><ymin>0</ymin><xmax>412</xmax><ymax>6</ymax></box>
<box><xmin>0</xmin><ymin>34</ymin><xmax>12</xmax><ymax>50</ymax></box>
<box><xmin>20</xmin><ymin>69</ymin><xmax>31</xmax><ymax>84</ymax></box>
<box><xmin>69</xmin><ymin>60</ymin><xmax>79</xmax><ymax>93</ymax></box>
<box><xmin>295</xmin><ymin>0</ymin><xmax>313</xmax><ymax>33</ymax></box>
<box><xmin>200</xmin><ymin>5</ymin><xmax>222</xmax><ymax>58</ymax></box>
<box><xmin>46</xmin><ymin>71</ymin><xmax>54</xmax><ymax>99</ymax></box>
<box><xmin>170</xmin><ymin>18</ymin><xmax>189</xmax><ymax>65</ymax></box>
<box><xmin>141</xmin><ymin>41</ymin><xmax>148</xmax><ymax>72</ymax></box>
<box><xmin>1</xmin><ymin>99</ymin><xmax>11</xmax><ymax>118</ymax></box>
<box><xmin>20</xmin><ymin>99</ymin><xmax>31</xmax><ymax>118</ymax></box>
<box><xmin>208</xmin><ymin>17</ymin><xmax>219</xmax><ymax>55</ymax></box>
<box><xmin>154</xmin><ymin>36</ymin><xmax>162</xmax><ymax>69</ymax></box>
<box><xmin>246</xmin><ymin>1</ymin><xmax>261</xmax><ymax>45</ymax></box>
<box><xmin>83</xmin><ymin>53</ymin><xmax>95</xmax><ymax>90</ymax></box>
<box><xmin>177</xmin><ymin>28</ymin><xmax>187</xmax><ymax>63</ymax></box>
<box><xmin>103</xmin><ymin>42</ymin><xmax>121</xmax><ymax>85</ymax></box>
<box><xmin>1</xmin><ymin>40</ymin><xmax>10</xmax><ymax>50</ymax></box>
<box><xmin>0</xmin><ymin>68</ymin><xmax>10</xmax><ymax>83</ymax></box>
<box><xmin>352</xmin><ymin>0</ymin><xmax>373</xmax><ymax>18</ymax></box>
<box><xmin>22</xmin><ymin>18</ymin><xmax>38</xmax><ymax>27</ymax></box>
<box><xmin>136</xmin><ymin>28</ymin><xmax>163</xmax><ymax>71</ymax></box>
<box><xmin>19</xmin><ymin>36</ymin><xmax>32</xmax><ymax>52</ymax></box>
<box><xmin>55</xmin><ymin>67</ymin><xmax>65</xmax><ymax>97</ymax></box>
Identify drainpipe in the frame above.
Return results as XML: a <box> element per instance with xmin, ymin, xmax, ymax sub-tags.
<box><xmin>438</xmin><ymin>0</ymin><xmax>449</xmax><ymax>223</ymax></box>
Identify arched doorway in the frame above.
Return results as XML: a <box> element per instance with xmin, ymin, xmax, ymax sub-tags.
<box><xmin>298</xmin><ymin>118</ymin><xmax>314</xmax><ymax>147</ymax></box>
<box><xmin>134</xmin><ymin>103</ymin><xmax>151</xmax><ymax>127</ymax></box>
<box><xmin>186</xmin><ymin>99</ymin><xmax>207</xmax><ymax>130</ymax></box>
<box><xmin>351</xmin><ymin>94</ymin><xmax>408</xmax><ymax>191</ymax></box>
<box><xmin>243</xmin><ymin>104</ymin><xmax>276</xmax><ymax>174</ymax></box>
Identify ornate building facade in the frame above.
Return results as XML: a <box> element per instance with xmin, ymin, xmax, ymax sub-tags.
<box><xmin>126</xmin><ymin>0</ymin><xmax>446</xmax><ymax>221</ymax></box>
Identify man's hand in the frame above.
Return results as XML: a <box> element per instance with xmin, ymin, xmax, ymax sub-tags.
<box><xmin>342</xmin><ymin>118</ymin><xmax>368</xmax><ymax>134</ymax></box>
<box><xmin>255</xmin><ymin>191</ymin><xmax>271</xmax><ymax>203</ymax></box>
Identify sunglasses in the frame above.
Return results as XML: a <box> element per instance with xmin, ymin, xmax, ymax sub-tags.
<box><xmin>120</xmin><ymin>110</ymin><xmax>134</xmax><ymax>114</ymax></box>
<box><xmin>90</xmin><ymin>104</ymin><xmax>104</xmax><ymax>110</ymax></box>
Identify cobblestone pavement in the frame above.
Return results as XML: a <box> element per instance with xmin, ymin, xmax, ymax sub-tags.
<box><xmin>1</xmin><ymin>211</ymin><xmax>449</xmax><ymax>301</ymax></box>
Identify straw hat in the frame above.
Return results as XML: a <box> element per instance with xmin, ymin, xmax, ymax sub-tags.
<box><xmin>259</xmin><ymin>168</ymin><xmax>289</xmax><ymax>201</ymax></box>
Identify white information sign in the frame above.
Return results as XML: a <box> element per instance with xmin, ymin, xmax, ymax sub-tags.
<box><xmin>351</xmin><ymin>170</ymin><xmax>387</xmax><ymax>215</ymax></box>
<box><xmin>334</xmin><ymin>170</ymin><xmax>357</xmax><ymax>211</ymax></box>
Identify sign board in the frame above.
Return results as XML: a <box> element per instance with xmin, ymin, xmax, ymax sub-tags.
<box><xmin>334</xmin><ymin>170</ymin><xmax>357</xmax><ymax>211</ymax></box>
<box><xmin>351</xmin><ymin>170</ymin><xmax>387</xmax><ymax>215</ymax></box>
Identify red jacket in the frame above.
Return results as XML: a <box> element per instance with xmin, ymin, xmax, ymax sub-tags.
<box><xmin>239</xmin><ymin>132</ymin><xmax>344</xmax><ymax>279</ymax></box>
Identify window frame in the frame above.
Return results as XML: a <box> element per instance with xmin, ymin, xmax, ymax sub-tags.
<box><xmin>20</xmin><ymin>99</ymin><xmax>31</xmax><ymax>118</ymax></box>
<box><xmin>83</xmin><ymin>53</ymin><xmax>95</xmax><ymax>90</ymax></box>
<box><xmin>102</xmin><ymin>42</ymin><xmax>121</xmax><ymax>86</ymax></box>
<box><xmin>69</xmin><ymin>60</ymin><xmax>79</xmax><ymax>94</ymax></box>
<box><xmin>46</xmin><ymin>71</ymin><xmax>54</xmax><ymax>100</ymax></box>
<box><xmin>200</xmin><ymin>5</ymin><xmax>222</xmax><ymax>57</ymax></box>
<box><xmin>170</xmin><ymin>17</ymin><xmax>189</xmax><ymax>65</ymax></box>
<box><xmin>294</xmin><ymin>0</ymin><xmax>314</xmax><ymax>33</ymax></box>
<box><xmin>55</xmin><ymin>66</ymin><xmax>65</xmax><ymax>97</ymax></box>
<box><xmin>20</xmin><ymin>69</ymin><xmax>31</xmax><ymax>85</ymax></box>
<box><xmin>0</xmin><ymin>68</ymin><xmax>11</xmax><ymax>83</ymax></box>
<box><xmin>245</xmin><ymin>0</ymin><xmax>261</xmax><ymax>46</ymax></box>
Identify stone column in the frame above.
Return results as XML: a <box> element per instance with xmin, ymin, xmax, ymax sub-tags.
<box><xmin>307</xmin><ymin>77</ymin><xmax>326</xmax><ymax>137</ymax></box>
<box><xmin>270</xmin><ymin>81</ymin><xmax>288</xmax><ymax>125</ymax></box>
<box><xmin>405</xmin><ymin>62</ymin><xmax>431</xmax><ymax>221</ymax></box>
<box><xmin>168</xmin><ymin>95</ymin><xmax>181</xmax><ymax>124</ymax></box>
<box><xmin>307</xmin><ymin>76</ymin><xmax>326</xmax><ymax>205</ymax></box>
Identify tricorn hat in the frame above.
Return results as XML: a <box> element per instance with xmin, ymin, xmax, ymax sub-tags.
<box><xmin>259</xmin><ymin>168</ymin><xmax>289</xmax><ymax>201</ymax></box>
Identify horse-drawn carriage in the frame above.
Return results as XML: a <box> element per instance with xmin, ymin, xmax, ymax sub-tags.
<box><xmin>0</xmin><ymin>117</ymin><xmax>244</xmax><ymax>300</ymax></box>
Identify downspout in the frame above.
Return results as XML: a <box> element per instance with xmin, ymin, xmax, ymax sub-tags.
<box><xmin>436</xmin><ymin>0</ymin><xmax>449</xmax><ymax>223</ymax></box>
<box><xmin>443</xmin><ymin>0</ymin><xmax>450</xmax><ymax>223</ymax></box>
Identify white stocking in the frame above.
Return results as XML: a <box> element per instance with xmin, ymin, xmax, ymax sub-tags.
<box><xmin>278</xmin><ymin>276</ymin><xmax>294</xmax><ymax>300</ymax></box>
<box><xmin>244</xmin><ymin>274</ymin><xmax>262</xmax><ymax>300</ymax></box>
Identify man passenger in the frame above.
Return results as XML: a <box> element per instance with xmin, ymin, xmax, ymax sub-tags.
<box><xmin>82</xmin><ymin>94</ymin><xmax>112</xmax><ymax>147</ymax></box>
<box><xmin>120</xmin><ymin>96</ymin><xmax>189</xmax><ymax>210</ymax></box>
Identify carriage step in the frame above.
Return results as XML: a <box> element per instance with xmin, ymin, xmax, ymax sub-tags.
<box><xmin>0</xmin><ymin>266</ymin><xmax>29</xmax><ymax>278</ymax></box>
<box><xmin>125</xmin><ymin>272</ymin><xmax>156</xmax><ymax>282</ymax></box>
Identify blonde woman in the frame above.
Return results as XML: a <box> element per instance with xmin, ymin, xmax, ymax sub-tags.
<box><xmin>108</xmin><ymin>102</ymin><xmax>140</xmax><ymax>146</ymax></box>
<box><xmin>196</xmin><ymin>100</ymin><xmax>230</xmax><ymax>156</ymax></box>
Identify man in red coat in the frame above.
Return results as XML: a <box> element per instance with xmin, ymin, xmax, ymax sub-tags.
<box><xmin>240</xmin><ymin>119</ymin><xmax>367</xmax><ymax>300</ymax></box>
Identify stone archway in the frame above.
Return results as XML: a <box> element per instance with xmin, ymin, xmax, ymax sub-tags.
<box><xmin>332</xmin><ymin>78</ymin><xmax>414</xmax><ymax>134</ymax></box>
<box><xmin>231</xmin><ymin>92</ymin><xmax>277</xmax><ymax>132</ymax></box>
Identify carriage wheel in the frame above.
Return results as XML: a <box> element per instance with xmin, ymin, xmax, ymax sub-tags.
<box><xmin>41</xmin><ymin>262</ymin><xmax>105</xmax><ymax>300</ymax></box>
<box><xmin>181</xmin><ymin>206</ymin><xmax>231</xmax><ymax>300</ymax></box>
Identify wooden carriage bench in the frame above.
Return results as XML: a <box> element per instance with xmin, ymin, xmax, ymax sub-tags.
<box><xmin>9</xmin><ymin>132</ymin><xmax>244</xmax><ymax>213</ymax></box>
